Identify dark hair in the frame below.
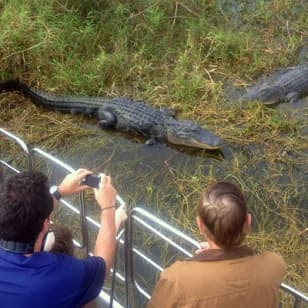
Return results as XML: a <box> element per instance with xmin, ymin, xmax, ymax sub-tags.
<box><xmin>197</xmin><ymin>181</ymin><xmax>248</xmax><ymax>250</ymax></box>
<box><xmin>0</xmin><ymin>171</ymin><xmax>53</xmax><ymax>242</ymax></box>
<box><xmin>49</xmin><ymin>224</ymin><xmax>75</xmax><ymax>256</ymax></box>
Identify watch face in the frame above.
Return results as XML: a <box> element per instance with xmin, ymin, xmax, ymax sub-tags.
<box><xmin>49</xmin><ymin>186</ymin><xmax>58</xmax><ymax>195</ymax></box>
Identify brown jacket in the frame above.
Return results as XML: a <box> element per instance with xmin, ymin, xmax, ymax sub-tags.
<box><xmin>147</xmin><ymin>247</ymin><xmax>286</xmax><ymax>308</ymax></box>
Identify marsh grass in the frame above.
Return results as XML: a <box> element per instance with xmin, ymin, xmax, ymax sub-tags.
<box><xmin>0</xmin><ymin>0</ymin><xmax>307</xmax><ymax>302</ymax></box>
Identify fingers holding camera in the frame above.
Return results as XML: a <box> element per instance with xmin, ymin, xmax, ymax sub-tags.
<box><xmin>58</xmin><ymin>169</ymin><xmax>119</xmax><ymax>217</ymax></box>
<box><xmin>58</xmin><ymin>168</ymin><xmax>93</xmax><ymax>196</ymax></box>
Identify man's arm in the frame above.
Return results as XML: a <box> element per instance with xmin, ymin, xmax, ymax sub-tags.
<box><xmin>55</xmin><ymin>169</ymin><xmax>125</xmax><ymax>274</ymax></box>
<box><xmin>93</xmin><ymin>175</ymin><xmax>117</xmax><ymax>274</ymax></box>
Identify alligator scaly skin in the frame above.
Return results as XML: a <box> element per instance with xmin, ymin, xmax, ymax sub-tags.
<box><xmin>241</xmin><ymin>64</ymin><xmax>308</xmax><ymax>104</ymax></box>
<box><xmin>0</xmin><ymin>80</ymin><xmax>224</xmax><ymax>149</ymax></box>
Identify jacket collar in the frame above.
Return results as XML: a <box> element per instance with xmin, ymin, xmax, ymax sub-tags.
<box><xmin>187</xmin><ymin>245</ymin><xmax>255</xmax><ymax>262</ymax></box>
<box><xmin>0</xmin><ymin>238</ymin><xmax>35</xmax><ymax>254</ymax></box>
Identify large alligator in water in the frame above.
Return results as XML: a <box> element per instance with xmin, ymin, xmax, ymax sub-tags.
<box><xmin>0</xmin><ymin>80</ymin><xmax>224</xmax><ymax>149</ymax></box>
<box><xmin>241</xmin><ymin>63</ymin><xmax>308</xmax><ymax>104</ymax></box>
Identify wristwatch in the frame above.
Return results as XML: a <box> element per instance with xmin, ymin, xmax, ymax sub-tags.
<box><xmin>49</xmin><ymin>186</ymin><xmax>62</xmax><ymax>201</ymax></box>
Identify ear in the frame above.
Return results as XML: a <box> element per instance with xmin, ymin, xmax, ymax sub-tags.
<box><xmin>243</xmin><ymin>213</ymin><xmax>252</xmax><ymax>233</ymax></box>
<box><xmin>247</xmin><ymin>212</ymin><xmax>251</xmax><ymax>226</ymax></box>
<box><xmin>196</xmin><ymin>216</ymin><xmax>204</xmax><ymax>235</ymax></box>
<box><xmin>42</xmin><ymin>217</ymin><xmax>50</xmax><ymax>233</ymax></box>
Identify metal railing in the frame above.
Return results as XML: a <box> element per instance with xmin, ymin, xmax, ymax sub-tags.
<box><xmin>1</xmin><ymin>128</ymin><xmax>307</xmax><ymax>308</ymax></box>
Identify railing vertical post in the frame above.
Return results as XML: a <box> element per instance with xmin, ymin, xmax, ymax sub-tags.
<box><xmin>0</xmin><ymin>164</ymin><xmax>4</xmax><ymax>185</ymax></box>
<box><xmin>109</xmin><ymin>228</ymin><xmax>125</xmax><ymax>308</ymax></box>
<box><xmin>0</xmin><ymin>164</ymin><xmax>4</xmax><ymax>184</ymax></box>
<box><xmin>27</xmin><ymin>150</ymin><xmax>34</xmax><ymax>172</ymax></box>
<box><xmin>124</xmin><ymin>214</ymin><xmax>132</xmax><ymax>308</ymax></box>
<box><xmin>294</xmin><ymin>297</ymin><xmax>302</xmax><ymax>308</ymax></box>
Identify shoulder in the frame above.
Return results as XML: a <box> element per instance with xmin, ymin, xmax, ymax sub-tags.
<box><xmin>159</xmin><ymin>260</ymin><xmax>193</xmax><ymax>282</ymax></box>
<box><xmin>62</xmin><ymin>254</ymin><xmax>105</xmax><ymax>275</ymax></box>
<box><xmin>258</xmin><ymin>251</ymin><xmax>287</xmax><ymax>271</ymax></box>
<box><xmin>39</xmin><ymin>253</ymin><xmax>105</xmax><ymax>277</ymax></box>
<box><xmin>79</xmin><ymin>256</ymin><xmax>106</xmax><ymax>274</ymax></box>
<box><xmin>50</xmin><ymin>255</ymin><xmax>106</xmax><ymax>300</ymax></box>
<box><xmin>257</xmin><ymin>251</ymin><xmax>286</xmax><ymax>268</ymax></box>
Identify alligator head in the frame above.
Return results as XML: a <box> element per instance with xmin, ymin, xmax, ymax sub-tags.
<box><xmin>165</xmin><ymin>119</ymin><xmax>224</xmax><ymax>149</ymax></box>
<box><xmin>243</xmin><ymin>84</ymin><xmax>284</xmax><ymax>104</ymax></box>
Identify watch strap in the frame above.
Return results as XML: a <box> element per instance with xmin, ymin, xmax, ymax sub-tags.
<box><xmin>52</xmin><ymin>188</ymin><xmax>62</xmax><ymax>201</ymax></box>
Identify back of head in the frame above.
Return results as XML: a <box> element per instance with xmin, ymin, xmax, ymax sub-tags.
<box><xmin>197</xmin><ymin>181</ymin><xmax>248</xmax><ymax>250</ymax></box>
<box><xmin>0</xmin><ymin>171</ymin><xmax>53</xmax><ymax>243</ymax></box>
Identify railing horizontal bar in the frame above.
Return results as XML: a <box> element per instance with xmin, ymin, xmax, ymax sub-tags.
<box><xmin>280</xmin><ymin>283</ymin><xmax>308</xmax><ymax>302</ymax></box>
<box><xmin>132</xmin><ymin>247</ymin><xmax>164</xmax><ymax>272</ymax></box>
<box><xmin>0</xmin><ymin>128</ymin><xmax>30</xmax><ymax>154</ymax></box>
<box><xmin>98</xmin><ymin>290</ymin><xmax>124</xmax><ymax>308</ymax></box>
<box><xmin>131</xmin><ymin>207</ymin><xmax>200</xmax><ymax>248</ymax></box>
<box><xmin>72</xmin><ymin>239</ymin><xmax>82</xmax><ymax>248</ymax></box>
<box><xmin>59</xmin><ymin>199</ymin><xmax>80</xmax><ymax>214</ymax></box>
<box><xmin>0</xmin><ymin>160</ymin><xmax>20</xmax><ymax>173</ymax></box>
<box><xmin>32</xmin><ymin>147</ymin><xmax>75</xmax><ymax>173</ymax></box>
<box><xmin>133</xmin><ymin>215</ymin><xmax>193</xmax><ymax>257</ymax></box>
<box><xmin>134</xmin><ymin>281</ymin><xmax>151</xmax><ymax>300</ymax></box>
<box><xmin>112</xmin><ymin>270</ymin><xmax>126</xmax><ymax>283</ymax></box>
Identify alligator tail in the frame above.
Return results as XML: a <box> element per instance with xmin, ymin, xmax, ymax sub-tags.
<box><xmin>0</xmin><ymin>79</ymin><xmax>99</xmax><ymax>116</ymax></box>
<box><xmin>0</xmin><ymin>79</ymin><xmax>52</xmax><ymax>107</ymax></box>
<box><xmin>0</xmin><ymin>79</ymin><xmax>30</xmax><ymax>94</ymax></box>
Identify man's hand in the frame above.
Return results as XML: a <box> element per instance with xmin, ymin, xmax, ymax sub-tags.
<box><xmin>94</xmin><ymin>175</ymin><xmax>117</xmax><ymax>210</ymax></box>
<box><xmin>58</xmin><ymin>169</ymin><xmax>92</xmax><ymax>197</ymax></box>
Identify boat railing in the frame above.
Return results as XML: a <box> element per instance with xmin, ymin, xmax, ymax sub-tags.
<box><xmin>1</xmin><ymin>128</ymin><xmax>307</xmax><ymax>308</ymax></box>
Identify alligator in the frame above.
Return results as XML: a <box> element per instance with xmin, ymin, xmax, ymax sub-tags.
<box><xmin>241</xmin><ymin>63</ymin><xmax>308</xmax><ymax>104</ymax></box>
<box><xmin>0</xmin><ymin>80</ymin><xmax>224</xmax><ymax>149</ymax></box>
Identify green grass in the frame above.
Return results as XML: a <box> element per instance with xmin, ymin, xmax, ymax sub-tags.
<box><xmin>0</xmin><ymin>0</ymin><xmax>307</xmax><ymax>304</ymax></box>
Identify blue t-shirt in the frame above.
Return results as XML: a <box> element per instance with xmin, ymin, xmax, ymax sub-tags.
<box><xmin>0</xmin><ymin>247</ymin><xmax>105</xmax><ymax>308</ymax></box>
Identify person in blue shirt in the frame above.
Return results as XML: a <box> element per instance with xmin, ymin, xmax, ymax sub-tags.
<box><xmin>0</xmin><ymin>169</ymin><xmax>125</xmax><ymax>308</ymax></box>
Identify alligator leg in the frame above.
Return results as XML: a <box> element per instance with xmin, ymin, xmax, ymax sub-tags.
<box><xmin>286</xmin><ymin>92</ymin><xmax>300</xmax><ymax>104</ymax></box>
<box><xmin>160</xmin><ymin>107</ymin><xmax>176</xmax><ymax>118</ymax></box>
<box><xmin>145</xmin><ymin>137</ymin><xmax>161</xmax><ymax>146</ymax></box>
<box><xmin>98</xmin><ymin>109</ymin><xmax>117</xmax><ymax>128</ymax></box>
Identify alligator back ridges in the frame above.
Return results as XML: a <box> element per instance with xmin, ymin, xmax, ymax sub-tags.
<box><xmin>268</xmin><ymin>65</ymin><xmax>308</xmax><ymax>89</ymax></box>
